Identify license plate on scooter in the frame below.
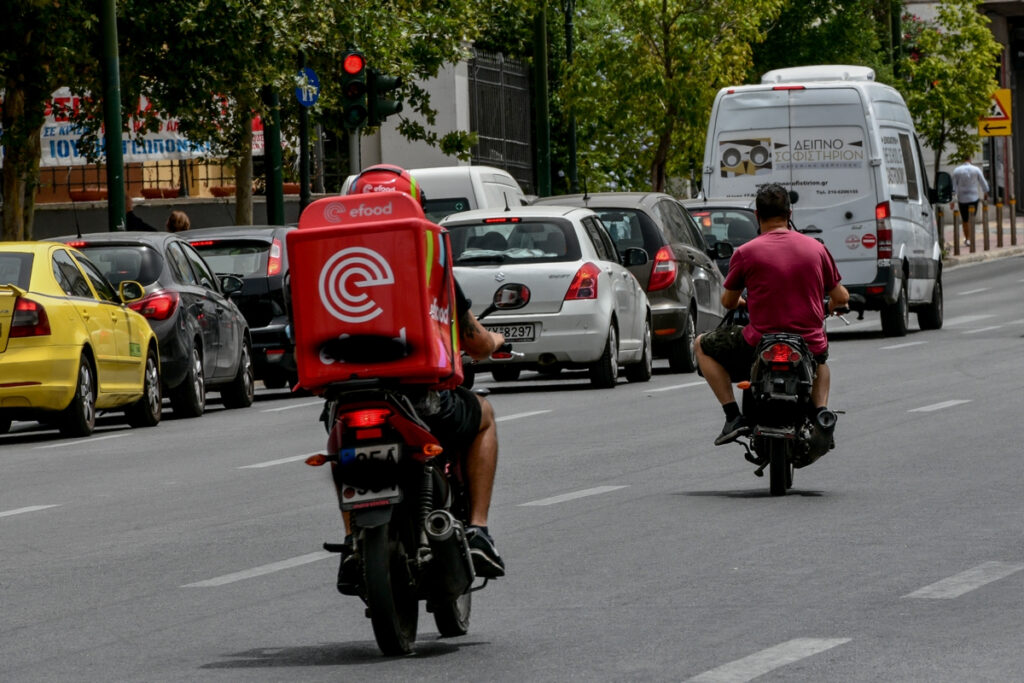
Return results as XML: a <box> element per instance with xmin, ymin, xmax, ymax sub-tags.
<box><xmin>338</xmin><ymin>443</ymin><xmax>403</xmax><ymax>511</ymax></box>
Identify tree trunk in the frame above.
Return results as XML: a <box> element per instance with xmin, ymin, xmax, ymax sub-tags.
<box><xmin>650</xmin><ymin>127</ymin><xmax>672</xmax><ymax>193</ymax></box>
<box><xmin>234</xmin><ymin>124</ymin><xmax>253</xmax><ymax>226</ymax></box>
<box><xmin>1</xmin><ymin>86</ymin><xmax>28</xmax><ymax>241</ymax></box>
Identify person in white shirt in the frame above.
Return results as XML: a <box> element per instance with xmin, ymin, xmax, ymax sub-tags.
<box><xmin>951</xmin><ymin>154</ymin><xmax>990</xmax><ymax>247</ymax></box>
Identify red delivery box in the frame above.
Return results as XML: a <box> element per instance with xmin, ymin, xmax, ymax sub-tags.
<box><xmin>287</xmin><ymin>192</ymin><xmax>463</xmax><ymax>392</ymax></box>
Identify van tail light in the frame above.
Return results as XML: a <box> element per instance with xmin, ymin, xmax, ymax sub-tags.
<box><xmin>128</xmin><ymin>290</ymin><xmax>179</xmax><ymax>321</ymax></box>
<box><xmin>875</xmin><ymin>201</ymin><xmax>893</xmax><ymax>260</ymax></box>
<box><xmin>10</xmin><ymin>298</ymin><xmax>51</xmax><ymax>337</ymax></box>
<box><xmin>647</xmin><ymin>246</ymin><xmax>677</xmax><ymax>292</ymax></box>
<box><xmin>564</xmin><ymin>262</ymin><xmax>600</xmax><ymax>300</ymax></box>
<box><xmin>267</xmin><ymin>238</ymin><xmax>283</xmax><ymax>276</ymax></box>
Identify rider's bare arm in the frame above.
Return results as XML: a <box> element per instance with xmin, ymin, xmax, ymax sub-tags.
<box><xmin>827</xmin><ymin>283</ymin><xmax>850</xmax><ymax>313</ymax></box>
<box><xmin>722</xmin><ymin>288</ymin><xmax>745</xmax><ymax>310</ymax></box>
<box><xmin>459</xmin><ymin>308</ymin><xmax>506</xmax><ymax>361</ymax></box>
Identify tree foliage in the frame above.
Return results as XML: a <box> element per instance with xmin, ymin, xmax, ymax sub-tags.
<box><xmin>898</xmin><ymin>0</ymin><xmax>1001</xmax><ymax>180</ymax></box>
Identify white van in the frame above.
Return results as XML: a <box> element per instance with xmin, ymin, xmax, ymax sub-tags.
<box><xmin>701</xmin><ymin>65</ymin><xmax>952</xmax><ymax>336</ymax></box>
<box><xmin>343</xmin><ymin>165</ymin><xmax>528</xmax><ymax>224</ymax></box>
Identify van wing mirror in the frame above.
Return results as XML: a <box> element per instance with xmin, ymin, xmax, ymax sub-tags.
<box><xmin>933</xmin><ymin>171</ymin><xmax>953</xmax><ymax>204</ymax></box>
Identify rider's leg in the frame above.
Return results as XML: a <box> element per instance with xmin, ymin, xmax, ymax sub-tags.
<box><xmin>466</xmin><ymin>394</ymin><xmax>497</xmax><ymax>527</ymax></box>
<box><xmin>696</xmin><ymin>334</ymin><xmax>736</xmax><ymax>405</ymax></box>
<box><xmin>811</xmin><ymin>362</ymin><xmax>830</xmax><ymax>408</ymax></box>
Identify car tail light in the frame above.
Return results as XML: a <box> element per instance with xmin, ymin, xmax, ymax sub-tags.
<box><xmin>564</xmin><ymin>262</ymin><xmax>600</xmax><ymax>300</ymax></box>
<box><xmin>129</xmin><ymin>290</ymin><xmax>179</xmax><ymax>321</ymax></box>
<box><xmin>190</xmin><ymin>240</ymin><xmax>216</xmax><ymax>247</ymax></box>
<box><xmin>483</xmin><ymin>217</ymin><xmax>521</xmax><ymax>224</ymax></box>
<box><xmin>342</xmin><ymin>408</ymin><xmax>391</xmax><ymax>428</ymax></box>
<box><xmin>875</xmin><ymin>201</ymin><xmax>892</xmax><ymax>260</ymax></box>
<box><xmin>761</xmin><ymin>342</ymin><xmax>801</xmax><ymax>366</ymax></box>
<box><xmin>648</xmin><ymin>246</ymin><xmax>677</xmax><ymax>292</ymax></box>
<box><xmin>10</xmin><ymin>298</ymin><xmax>51</xmax><ymax>337</ymax></box>
<box><xmin>267</xmin><ymin>238</ymin><xmax>283</xmax><ymax>276</ymax></box>
<box><xmin>66</xmin><ymin>241</ymin><xmax>87</xmax><ymax>248</ymax></box>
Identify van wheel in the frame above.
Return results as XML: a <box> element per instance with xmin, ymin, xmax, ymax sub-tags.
<box><xmin>917</xmin><ymin>279</ymin><xmax>943</xmax><ymax>330</ymax></box>
<box><xmin>880</xmin><ymin>280</ymin><xmax>909</xmax><ymax>337</ymax></box>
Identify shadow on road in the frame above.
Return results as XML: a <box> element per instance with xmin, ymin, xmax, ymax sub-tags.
<box><xmin>200</xmin><ymin>639</ymin><xmax>488</xmax><ymax>668</ymax></box>
<box><xmin>680</xmin><ymin>489</ymin><xmax>824</xmax><ymax>499</ymax></box>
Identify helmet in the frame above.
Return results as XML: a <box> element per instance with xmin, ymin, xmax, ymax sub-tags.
<box><xmin>348</xmin><ymin>164</ymin><xmax>425</xmax><ymax>206</ymax></box>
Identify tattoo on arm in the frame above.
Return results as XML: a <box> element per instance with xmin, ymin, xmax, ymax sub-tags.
<box><xmin>459</xmin><ymin>310</ymin><xmax>478</xmax><ymax>339</ymax></box>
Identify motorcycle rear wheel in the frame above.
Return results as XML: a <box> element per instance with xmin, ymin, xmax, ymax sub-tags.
<box><xmin>363</xmin><ymin>524</ymin><xmax>419</xmax><ymax>655</ymax></box>
<box><xmin>768</xmin><ymin>438</ymin><xmax>794</xmax><ymax>496</ymax></box>
<box><xmin>432</xmin><ymin>590</ymin><xmax>472</xmax><ymax>637</ymax></box>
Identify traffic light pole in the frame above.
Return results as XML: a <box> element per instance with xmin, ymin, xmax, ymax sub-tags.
<box><xmin>534</xmin><ymin>3</ymin><xmax>552</xmax><ymax>197</ymax></box>
<box><xmin>349</xmin><ymin>129</ymin><xmax>361</xmax><ymax>176</ymax></box>
<box><xmin>100</xmin><ymin>0</ymin><xmax>125</xmax><ymax>231</ymax></box>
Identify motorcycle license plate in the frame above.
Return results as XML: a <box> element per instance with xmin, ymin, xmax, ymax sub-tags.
<box><xmin>338</xmin><ymin>443</ymin><xmax>403</xmax><ymax>510</ymax></box>
<box><xmin>485</xmin><ymin>323</ymin><xmax>535</xmax><ymax>342</ymax></box>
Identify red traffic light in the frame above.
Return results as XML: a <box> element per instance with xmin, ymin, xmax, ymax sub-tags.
<box><xmin>343</xmin><ymin>53</ymin><xmax>365</xmax><ymax>75</ymax></box>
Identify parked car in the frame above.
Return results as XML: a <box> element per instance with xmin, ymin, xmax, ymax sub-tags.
<box><xmin>185</xmin><ymin>225</ymin><xmax>297</xmax><ymax>390</ymax></box>
<box><xmin>54</xmin><ymin>232</ymin><xmax>254</xmax><ymax>417</ymax></box>
<box><xmin>0</xmin><ymin>241</ymin><xmax>162</xmax><ymax>436</ymax></box>
<box><xmin>680</xmin><ymin>197</ymin><xmax>759</xmax><ymax>276</ymax></box>
<box><xmin>532</xmin><ymin>192</ymin><xmax>731</xmax><ymax>373</ymax></box>
<box><xmin>440</xmin><ymin>205</ymin><xmax>652</xmax><ymax>388</ymax></box>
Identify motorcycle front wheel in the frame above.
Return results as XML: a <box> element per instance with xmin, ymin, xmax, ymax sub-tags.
<box><xmin>768</xmin><ymin>438</ymin><xmax>794</xmax><ymax>496</ymax></box>
<box><xmin>363</xmin><ymin>524</ymin><xmax>419</xmax><ymax>655</ymax></box>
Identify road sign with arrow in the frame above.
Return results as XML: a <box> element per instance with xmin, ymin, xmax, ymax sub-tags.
<box><xmin>979</xmin><ymin>88</ymin><xmax>1011</xmax><ymax>137</ymax></box>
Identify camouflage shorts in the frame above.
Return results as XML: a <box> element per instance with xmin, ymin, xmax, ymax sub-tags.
<box><xmin>698</xmin><ymin>325</ymin><xmax>756</xmax><ymax>382</ymax></box>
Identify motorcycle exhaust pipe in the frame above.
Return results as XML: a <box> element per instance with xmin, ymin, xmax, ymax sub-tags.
<box><xmin>424</xmin><ymin>510</ymin><xmax>475</xmax><ymax>596</ymax></box>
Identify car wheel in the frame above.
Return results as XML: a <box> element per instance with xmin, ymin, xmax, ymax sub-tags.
<box><xmin>0</xmin><ymin>415</ymin><xmax>11</xmax><ymax>434</ymax></box>
<box><xmin>262</xmin><ymin>371</ymin><xmax>287</xmax><ymax>390</ymax></box>
<box><xmin>169</xmin><ymin>344</ymin><xmax>205</xmax><ymax>418</ymax></box>
<box><xmin>625</xmin><ymin>321</ymin><xmax>653</xmax><ymax>383</ymax></box>
<box><xmin>667</xmin><ymin>310</ymin><xmax>698</xmax><ymax>373</ymax></box>
<box><xmin>126</xmin><ymin>347</ymin><xmax>162</xmax><ymax>428</ymax></box>
<box><xmin>221</xmin><ymin>341</ymin><xmax>255</xmax><ymax>409</ymax></box>
<box><xmin>60</xmin><ymin>354</ymin><xmax>96</xmax><ymax>437</ymax></box>
<box><xmin>537</xmin><ymin>365</ymin><xmax>561</xmax><ymax>377</ymax></box>
<box><xmin>491</xmin><ymin>366</ymin><xmax>521</xmax><ymax>382</ymax></box>
<box><xmin>589</xmin><ymin>325</ymin><xmax>619</xmax><ymax>389</ymax></box>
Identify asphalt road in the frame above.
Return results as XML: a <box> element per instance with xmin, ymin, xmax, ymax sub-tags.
<box><xmin>2</xmin><ymin>256</ymin><xmax>1023</xmax><ymax>681</ymax></box>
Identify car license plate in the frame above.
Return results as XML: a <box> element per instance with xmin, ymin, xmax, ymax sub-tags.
<box><xmin>338</xmin><ymin>443</ymin><xmax>403</xmax><ymax>510</ymax></box>
<box><xmin>485</xmin><ymin>323</ymin><xmax>535</xmax><ymax>342</ymax></box>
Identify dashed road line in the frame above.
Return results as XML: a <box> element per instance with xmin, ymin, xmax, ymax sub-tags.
<box><xmin>909</xmin><ymin>399</ymin><xmax>971</xmax><ymax>413</ymax></box>
<box><xmin>182</xmin><ymin>551</ymin><xmax>333</xmax><ymax>587</ymax></box>
<box><xmin>261</xmin><ymin>400</ymin><xmax>323</xmax><ymax>413</ymax></box>
<box><xmin>497</xmin><ymin>410</ymin><xmax>552</xmax><ymax>422</ymax></box>
<box><xmin>903</xmin><ymin>561</ymin><xmax>1024</xmax><ymax>599</ymax></box>
<box><xmin>685</xmin><ymin>637</ymin><xmax>851</xmax><ymax>682</ymax></box>
<box><xmin>0</xmin><ymin>504</ymin><xmax>61</xmax><ymax>519</ymax></box>
<box><xmin>33</xmin><ymin>433</ymin><xmax>126</xmax><ymax>450</ymax></box>
<box><xmin>520</xmin><ymin>485</ymin><xmax>628</xmax><ymax>507</ymax></box>
<box><xmin>957</xmin><ymin>287</ymin><xmax>991</xmax><ymax>296</ymax></box>
<box><xmin>943</xmin><ymin>314</ymin><xmax>995</xmax><ymax>327</ymax></box>
<box><xmin>963</xmin><ymin>325</ymin><xmax>1004</xmax><ymax>335</ymax></box>
<box><xmin>646</xmin><ymin>380</ymin><xmax>706</xmax><ymax>393</ymax></box>
<box><xmin>239</xmin><ymin>453</ymin><xmax>320</xmax><ymax>469</ymax></box>
<box><xmin>880</xmin><ymin>341</ymin><xmax>928</xmax><ymax>350</ymax></box>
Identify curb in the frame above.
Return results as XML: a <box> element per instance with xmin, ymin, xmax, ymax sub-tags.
<box><xmin>943</xmin><ymin>244</ymin><xmax>1024</xmax><ymax>267</ymax></box>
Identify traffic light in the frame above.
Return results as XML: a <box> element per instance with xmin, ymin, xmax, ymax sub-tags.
<box><xmin>367</xmin><ymin>69</ymin><xmax>403</xmax><ymax>127</ymax></box>
<box><xmin>341</xmin><ymin>51</ymin><xmax>368</xmax><ymax>130</ymax></box>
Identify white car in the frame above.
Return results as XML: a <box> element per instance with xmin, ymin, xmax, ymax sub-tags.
<box><xmin>441</xmin><ymin>206</ymin><xmax>652</xmax><ymax>388</ymax></box>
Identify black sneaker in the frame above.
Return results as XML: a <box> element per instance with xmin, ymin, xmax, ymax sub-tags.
<box><xmin>715</xmin><ymin>414</ymin><xmax>750</xmax><ymax>445</ymax></box>
<box><xmin>466</xmin><ymin>526</ymin><xmax>505</xmax><ymax>578</ymax></box>
<box><xmin>336</xmin><ymin>547</ymin><xmax>360</xmax><ymax>595</ymax></box>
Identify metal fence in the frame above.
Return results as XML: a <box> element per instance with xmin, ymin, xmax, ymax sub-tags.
<box><xmin>37</xmin><ymin>159</ymin><xmax>240</xmax><ymax>203</ymax></box>
<box><xmin>469</xmin><ymin>50</ymin><xmax>534</xmax><ymax>194</ymax></box>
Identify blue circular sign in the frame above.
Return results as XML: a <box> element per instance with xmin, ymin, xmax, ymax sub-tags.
<box><xmin>295</xmin><ymin>67</ymin><xmax>320</xmax><ymax>108</ymax></box>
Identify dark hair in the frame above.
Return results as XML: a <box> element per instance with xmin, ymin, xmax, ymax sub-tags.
<box><xmin>755</xmin><ymin>183</ymin><xmax>791</xmax><ymax>220</ymax></box>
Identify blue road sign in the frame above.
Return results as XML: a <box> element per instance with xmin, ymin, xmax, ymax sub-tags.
<box><xmin>295</xmin><ymin>67</ymin><xmax>320</xmax><ymax>108</ymax></box>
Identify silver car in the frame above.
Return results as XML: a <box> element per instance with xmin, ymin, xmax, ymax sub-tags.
<box><xmin>441</xmin><ymin>206</ymin><xmax>652</xmax><ymax>388</ymax></box>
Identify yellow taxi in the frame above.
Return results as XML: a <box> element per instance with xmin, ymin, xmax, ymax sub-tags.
<box><xmin>0</xmin><ymin>241</ymin><xmax>162</xmax><ymax>437</ymax></box>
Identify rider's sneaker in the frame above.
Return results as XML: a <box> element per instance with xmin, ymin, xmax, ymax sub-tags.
<box><xmin>466</xmin><ymin>526</ymin><xmax>505</xmax><ymax>578</ymax></box>
<box><xmin>336</xmin><ymin>542</ymin><xmax>360</xmax><ymax>595</ymax></box>
<box><xmin>715</xmin><ymin>415</ymin><xmax>750</xmax><ymax>445</ymax></box>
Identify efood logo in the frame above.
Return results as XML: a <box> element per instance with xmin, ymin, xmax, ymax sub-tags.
<box><xmin>318</xmin><ymin>247</ymin><xmax>395</xmax><ymax>323</ymax></box>
<box><xmin>321</xmin><ymin>200</ymin><xmax>394</xmax><ymax>223</ymax></box>
<box><xmin>323</xmin><ymin>201</ymin><xmax>347</xmax><ymax>223</ymax></box>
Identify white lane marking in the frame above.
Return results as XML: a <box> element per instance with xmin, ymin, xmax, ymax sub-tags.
<box><xmin>880</xmin><ymin>341</ymin><xmax>928</xmax><ymax>350</ymax></box>
<box><xmin>646</xmin><ymin>380</ymin><xmax>706</xmax><ymax>393</ymax></box>
<box><xmin>33</xmin><ymin>433</ymin><xmax>126</xmax><ymax>450</ymax></box>
<box><xmin>957</xmin><ymin>287</ymin><xmax>991</xmax><ymax>296</ymax></box>
<box><xmin>943</xmin><ymin>314</ymin><xmax>995</xmax><ymax>327</ymax></box>
<box><xmin>0</xmin><ymin>504</ymin><xmax>61</xmax><ymax>518</ymax></box>
<box><xmin>239</xmin><ymin>452</ymin><xmax>320</xmax><ymax>469</ymax></box>
<box><xmin>497</xmin><ymin>410</ymin><xmax>551</xmax><ymax>422</ymax></box>
<box><xmin>520</xmin><ymin>485</ymin><xmax>628</xmax><ymax>507</ymax></box>
<box><xmin>909</xmin><ymin>399</ymin><xmax>971</xmax><ymax>413</ymax></box>
<box><xmin>963</xmin><ymin>325</ymin><xmax>1003</xmax><ymax>335</ymax></box>
<box><xmin>903</xmin><ymin>561</ymin><xmax>1024</xmax><ymax>599</ymax></box>
<box><xmin>261</xmin><ymin>400</ymin><xmax>323</xmax><ymax>413</ymax></box>
<box><xmin>686</xmin><ymin>638</ymin><xmax>851</xmax><ymax>682</ymax></box>
<box><xmin>182</xmin><ymin>551</ymin><xmax>333</xmax><ymax>587</ymax></box>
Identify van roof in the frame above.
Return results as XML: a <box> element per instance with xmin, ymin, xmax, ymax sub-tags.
<box><xmin>409</xmin><ymin>165</ymin><xmax>520</xmax><ymax>188</ymax></box>
<box><xmin>761</xmin><ymin>65</ymin><xmax>875</xmax><ymax>84</ymax></box>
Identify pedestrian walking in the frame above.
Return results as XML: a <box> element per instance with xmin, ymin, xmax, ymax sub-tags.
<box><xmin>166</xmin><ymin>210</ymin><xmax>191</xmax><ymax>233</ymax></box>
<box><xmin>951</xmin><ymin>154</ymin><xmax>989</xmax><ymax>247</ymax></box>
<box><xmin>125</xmin><ymin>195</ymin><xmax>158</xmax><ymax>231</ymax></box>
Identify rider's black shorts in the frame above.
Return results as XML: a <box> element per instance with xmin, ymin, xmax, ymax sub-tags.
<box><xmin>423</xmin><ymin>386</ymin><xmax>482</xmax><ymax>453</ymax></box>
<box><xmin>700</xmin><ymin>325</ymin><xmax>829</xmax><ymax>382</ymax></box>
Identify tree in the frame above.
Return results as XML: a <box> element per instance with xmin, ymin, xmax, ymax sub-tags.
<box><xmin>898</xmin><ymin>0</ymin><xmax>1001</xmax><ymax>182</ymax></box>
<box><xmin>560</xmin><ymin>0</ymin><xmax>784</xmax><ymax>193</ymax></box>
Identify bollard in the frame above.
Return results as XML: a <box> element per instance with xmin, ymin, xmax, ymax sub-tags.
<box><xmin>968</xmin><ymin>205</ymin><xmax>976</xmax><ymax>253</ymax></box>
<box><xmin>996</xmin><ymin>203</ymin><xmax>1004</xmax><ymax>247</ymax></box>
<box><xmin>952</xmin><ymin>207</ymin><xmax>961</xmax><ymax>256</ymax></box>
<box><xmin>982</xmin><ymin>203</ymin><xmax>990</xmax><ymax>251</ymax></box>
<box><xmin>1012</xmin><ymin>198</ymin><xmax>1018</xmax><ymax>246</ymax></box>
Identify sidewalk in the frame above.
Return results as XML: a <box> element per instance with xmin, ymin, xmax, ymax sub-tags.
<box><xmin>938</xmin><ymin>205</ymin><xmax>1024</xmax><ymax>267</ymax></box>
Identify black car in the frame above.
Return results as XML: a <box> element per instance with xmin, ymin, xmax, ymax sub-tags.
<box><xmin>532</xmin><ymin>192</ymin><xmax>732</xmax><ymax>372</ymax></box>
<box><xmin>185</xmin><ymin>225</ymin><xmax>297</xmax><ymax>390</ymax></box>
<box><xmin>680</xmin><ymin>197</ymin><xmax>759</xmax><ymax>276</ymax></box>
<box><xmin>56</xmin><ymin>232</ymin><xmax>255</xmax><ymax>417</ymax></box>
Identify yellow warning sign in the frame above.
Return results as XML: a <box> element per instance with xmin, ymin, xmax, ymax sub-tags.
<box><xmin>980</xmin><ymin>89</ymin><xmax>1012</xmax><ymax>137</ymax></box>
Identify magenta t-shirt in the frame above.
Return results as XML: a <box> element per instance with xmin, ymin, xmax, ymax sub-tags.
<box><xmin>723</xmin><ymin>229</ymin><xmax>842</xmax><ymax>354</ymax></box>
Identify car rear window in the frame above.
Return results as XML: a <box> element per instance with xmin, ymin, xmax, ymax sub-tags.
<box><xmin>447</xmin><ymin>219</ymin><xmax>581</xmax><ymax>265</ymax></box>
<box><xmin>74</xmin><ymin>245</ymin><xmax>163</xmax><ymax>286</ymax></box>
<box><xmin>586</xmin><ymin>208</ymin><xmax>662</xmax><ymax>255</ymax></box>
<box><xmin>191</xmin><ymin>240</ymin><xmax>269</xmax><ymax>276</ymax></box>
<box><xmin>688</xmin><ymin>208</ymin><xmax>758</xmax><ymax>247</ymax></box>
<box><xmin>0</xmin><ymin>252</ymin><xmax>33</xmax><ymax>289</ymax></box>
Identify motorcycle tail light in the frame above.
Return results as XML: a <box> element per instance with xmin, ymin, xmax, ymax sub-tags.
<box><xmin>761</xmin><ymin>343</ymin><xmax>801</xmax><ymax>364</ymax></box>
<box><xmin>342</xmin><ymin>408</ymin><xmax>391</xmax><ymax>428</ymax></box>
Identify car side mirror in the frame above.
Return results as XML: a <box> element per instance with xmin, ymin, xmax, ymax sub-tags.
<box><xmin>119</xmin><ymin>280</ymin><xmax>145</xmax><ymax>303</ymax></box>
<box><xmin>932</xmin><ymin>171</ymin><xmax>953</xmax><ymax>204</ymax></box>
<box><xmin>713</xmin><ymin>241</ymin><xmax>734</xmax><ymax>260</ymax></box>
<box><xmin>220</xmin><ymin>274</ymin><xmax>244</xmax><ymax>297</ymax></box>
<box><xmin>621</xmin><ymin>247</ymin><xmax>649</xmax><ymax>267</ymax></box>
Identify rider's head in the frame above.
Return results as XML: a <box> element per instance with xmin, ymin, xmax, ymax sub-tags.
<box><xmin>349</xmin><ymin>164</ymin><xmax>426</xmax><ymax>207</ymax></box>
<box><xmin>755</xmin><ymin>183</ymin><xmax>791</xmax><ymax>222</ymax></box>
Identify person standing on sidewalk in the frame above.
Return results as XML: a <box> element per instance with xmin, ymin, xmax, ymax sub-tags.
<box><xmin>951</xmin><ymin>154</ymin><xmax>989</xmax><ymax>247</ymax></box>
